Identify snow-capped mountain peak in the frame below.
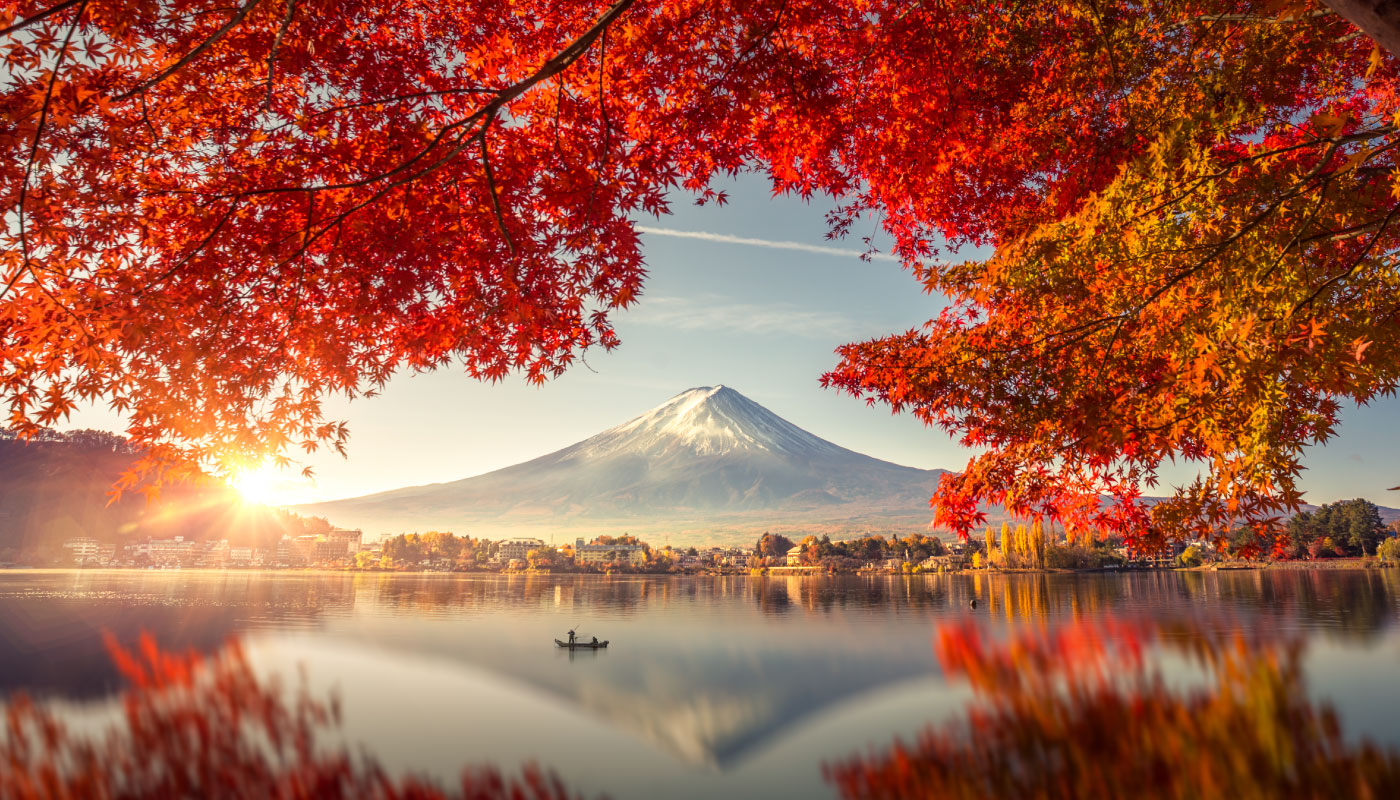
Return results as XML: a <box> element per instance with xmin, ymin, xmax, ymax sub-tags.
<box><xmin>298</xmin><ymin>384</ymin><xmax>948</xmax><ymax>538</ymax></box>
<box><xmin>566</xmin><ymin>385</ymin><xmax>849</xmax><ymax>460</ymax></box>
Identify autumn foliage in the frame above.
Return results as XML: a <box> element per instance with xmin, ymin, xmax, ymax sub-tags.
<box><xmin>2</xmin><ymin>0</ymin><xmax>665</xmax><ymax>492</ymax></box>
<box><xmin>820</xmin><ymin>1</ymin><xmax>1400</xmax><ymax>548</ymax></box>
<box><xmin>825</xmin><ymin>617</ymin><xmax>1400</xmax><ymax>798</ymax></box>
<box><xmin>1</xmin><ymin>0</ymin><xmax>1397</xmax><ymax>542</ymax></box>
<box><xmin>0</xmin><ymin>633</ymin><xmax>584</xmax><ymax>799</ymax></box>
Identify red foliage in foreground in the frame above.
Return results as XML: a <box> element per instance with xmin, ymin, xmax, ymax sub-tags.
<box><xmin>0</xmin><ymin>633</ymin><xmax>587</xmax><ymax>800</ymax></box>
<box><xmin>826</xmin><ymin>618</ymin><xmax>1400</xmax><ymax>799</ymax></box>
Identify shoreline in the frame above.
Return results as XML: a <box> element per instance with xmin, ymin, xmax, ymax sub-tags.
<box><xmin>2</xmin><ymin>559</ymin><xmax>1395</xmax><ymax>577</ymax></box>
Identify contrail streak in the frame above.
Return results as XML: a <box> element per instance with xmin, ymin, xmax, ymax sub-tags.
<box><xmin>636</xmin><ymin>226</ymin><xmax>901</xmax><ymax>262</ymax></box>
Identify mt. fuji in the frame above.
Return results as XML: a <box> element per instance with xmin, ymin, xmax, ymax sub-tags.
<box><xmin>297</xmin><ymin>386</ymin><xmax>949</xmax><ymax>542</ymax></box>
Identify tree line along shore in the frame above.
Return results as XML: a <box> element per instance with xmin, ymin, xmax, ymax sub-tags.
<box><xmin>21</xmin><ymin>498</ymin><xmax>1400</xmax><ymax>574</ymax></box>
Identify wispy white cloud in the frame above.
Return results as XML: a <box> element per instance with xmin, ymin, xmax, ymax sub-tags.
<box><xmin>623</xmin><ymin>295</ymin><xmax>870</xmax><ymax>339</ymax></box>
<box><xmin>636</xmin><ymin>225</ymin><xmax>900</xmax><ymax>262</ymax></box>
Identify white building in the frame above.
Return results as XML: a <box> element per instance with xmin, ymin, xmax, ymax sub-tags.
<box><xmin>573</xmin><ymin>538</ymin><xmax>645</xmax><ymax>567</ymax></box>
<box><xmin>785</xmin><ymin>544</ymin><xmax>803</xmax><ymax>566</ymax></box>
<box><xmin>62</xmin><ymin>537</ymin><xmax>100</xmax><ymax>563</ymax></box>
<box><xmin>147</xmin><ymin>536</ymin><xmax>196</xmax><ymax>566</ymax></box>
<box><xmin>327</xmin><ymin>528</ymin><xmax>364</xmax><ymax>553</ymax></box>
<box><xmin>498</xmin><ymin>537</ymin><xmax>545</xmax><ymax>562</ymax></box>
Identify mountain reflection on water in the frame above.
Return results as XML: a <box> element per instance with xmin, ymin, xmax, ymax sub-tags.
<box><xmin>1</xmin><ymin>570</ymin><xmax>1399</xmax><ymax>799</ymax></box>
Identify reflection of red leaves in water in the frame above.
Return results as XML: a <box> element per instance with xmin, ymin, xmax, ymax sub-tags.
<box><xmin>935</xmin><ymin>618</ymin><xmax>1149</xmax><ymax>694</ymax></box>
<box><xmin>827</xmin><ymin>619</ymin><xmax>1400</xmax><ymax>799</ymax></box>
<box><xmin>1</xmin><ymin>633</ymin><xmax>586</xmax><ymax>799</ymax></box>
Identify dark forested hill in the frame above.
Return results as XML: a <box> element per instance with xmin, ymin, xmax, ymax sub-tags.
<box><xmin>0</xmin><ymin>431</ymin><xmax>312</xmax><ymax>558</ymax></box>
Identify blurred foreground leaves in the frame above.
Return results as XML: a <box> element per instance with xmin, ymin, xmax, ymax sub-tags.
<box><xmin>827</xmin><ymin>617</ymin><xmax>1400</xmax><ymax>799</ymax></box>
<box><xmin>0</xmin><ymin>633</ymin><xmax>585</xmax><ymax>800</ymax></box>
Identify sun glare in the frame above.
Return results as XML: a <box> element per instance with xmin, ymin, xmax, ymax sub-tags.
<box><xmin>231</xmin><ymin>465</ymin><xmax>282</xmax><ymax>506</ymax></box>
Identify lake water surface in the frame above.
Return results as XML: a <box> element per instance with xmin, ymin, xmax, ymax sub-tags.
<box><xmin>2</xmin><ymin>569</ymin><xmax>1398</xmax><ymax>798</ymax></box>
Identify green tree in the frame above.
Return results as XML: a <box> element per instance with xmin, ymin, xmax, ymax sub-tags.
<box><xmin>1285</xmin><ymin>499</ymin><xmax>1386</xmax><ymax>556</ymax></box>
<box><xmin>420</xmin><ymin>531</ymin><xmax>462</xmax><ymax>561</ymax></box>
<box><xmin>1285</xmin><ymin>512</ymin><xmax>1317</xmax><ymax>559</ymax></box>
<box><xmin>382</xmin><ymin>534</ymin><xmax>424</xmax><ymax>566</ymax></box>
<box><xmin>1378</xmin><ymin>537</ymin><xmax>1400</xmax><ymax>562</ymax></box>
<box><xmin>1178</xmin><ymin>546</ymin><xmax>1204</xmax><ymax>568</ymax></box>
<box><xmin>755</xmin><ymin>533</ymin><xmax>796</xmax><ymax>560</ymax></box>
<box><xmin>353</xmin><ymin>551</ymin><xmax>384</xmax><ymax>570</ymax></box>
<box><xmin>1342</xmin><ymin>500</ymin><xmax>1386</xmax><ymax>555</ymax></box>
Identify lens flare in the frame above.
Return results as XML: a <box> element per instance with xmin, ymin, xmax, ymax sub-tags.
<box><xmin>230</xmin><ymin>465</ymin><xmax>282</xmax><ymax>506</ymax></box>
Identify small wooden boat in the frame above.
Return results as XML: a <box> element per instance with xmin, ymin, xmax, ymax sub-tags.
<box><xmin>555</xmin><ymin>638</ymin><xmax>609</xmax><ymax>649</ymax></box>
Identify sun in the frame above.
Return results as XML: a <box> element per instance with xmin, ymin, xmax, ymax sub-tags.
<box><xmin>230</xmin><ymin>464</ymin><xmax>283</xmax><ymax>506</ymax></box>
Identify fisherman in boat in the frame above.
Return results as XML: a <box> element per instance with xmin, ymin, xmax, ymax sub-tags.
<box><xmin>591</xmin><ymin>636</ymin><xmax>598</xmax><ymax>645</ymax></box>
<box><xmin>568</xmin><ymin>629</ymin><xmax>576</xmax><ymax>645</ymax></box>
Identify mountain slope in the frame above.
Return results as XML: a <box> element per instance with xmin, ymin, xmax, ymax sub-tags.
<box><xmin>298</xmin><ymin>386</ymin><xmax>949</xmax><ymax>540</ymax></box>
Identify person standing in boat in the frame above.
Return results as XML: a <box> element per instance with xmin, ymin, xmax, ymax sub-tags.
<box><xmin>568</xmin><ymin>629</ymin><xmax>576</xmax><ymax>645</ymax></box>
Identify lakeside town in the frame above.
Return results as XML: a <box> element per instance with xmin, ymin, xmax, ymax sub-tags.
<box><xmin>29</xmin><ymin>496</ymin><xmax>1400</xmax><ymax>574</ymax></box>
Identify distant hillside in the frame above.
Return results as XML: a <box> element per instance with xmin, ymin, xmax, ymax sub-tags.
<box><xmin>0</xmin><ymin>433</ymin><xmax>141</xmax><ymax>552</ymax></box>
<box><xmin>0</xmin><ymin>431</ymin><xmax>313</xmax><ymax>557</ymax></box>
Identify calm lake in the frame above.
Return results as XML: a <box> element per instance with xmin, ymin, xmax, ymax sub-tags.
<box><xmin>2</xmin><ymin>569</ymin><xmax>1399</xmax><ymax>798</ymax></box>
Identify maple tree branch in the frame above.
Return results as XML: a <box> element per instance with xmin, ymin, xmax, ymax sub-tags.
<box><xmin>1320</xmin><ymin>0</ymin><xmax>1400</xmax><ymax>56</ymax></box>
<box><xmin>1102</xmin><ymin>185</ymin><xmax>1303</xmax><ymax>331</ymax></box>
<box><xmin>1258</xmin><ymin>184</ymin><xmax>1331</xmax><ymax>287</ymax></box>
<box><xmin>1166</xmin><ymin>10</ymin><xmax>1334</xmax><ymax>30</ymax></box>
<box><xmin>1</xmin><ymin>0</ymin><xmax>87</xmax><ymax>305</ymax></box>
<box><xmin>129</xmin><ymin>0</ymin><xmax>637</xmax><ymax>301</ymax></box>
<box><xmin>138</xmin><ymin>199</ymin><xmax>244</xmax><ymax>296</ymax></box>
<box><xmin>477</xmin><ymin>123</ymin><xmax>516</xmax><ymax>257</ymax></box>
<box><xmin>1136</xmin><ymin>126</ymin><xmax>1394</xmax><ymax>221</ymax></box>
<box><xmin>180</xmin><ymin>0</ymin><xmax>636</xmax><ymax>202</ymax></box>
<box><xmin>709</xmin><ymin>0</ymin><xmax>789</xmax><ymax>90</ymax></box>
<box><xmin>892</xmin><ymin>1</ymin><xmax>926</xmax><ymax>23</ymax></box>
<box><xmin>138</xmin><ymin>92</ymin><xmax>161</xmax><ymax>145</ymax></box>
<box><xmin>276</xmin><ymin>193</ymin><xmax>315</xmax><ymax>358</ymax></box>
<box><xmin>570</xmin><ymin>21</ymin><xmax>613</xmax><ymax>249</ymax></box>
<box><xmin>551</xmin><ymin>78</ymin><xmax>568</xmax><ymax>157</ymax></box>
<box><xmin>1135</xmin><ymin>133</ymin><xmax>1356</xmax><ymax>294</ymax></box>
<box><xmin>1090</xmin><ymin>315</ymin><xmax>1132</xmax><ymax>388</ymax></box>
<box><xmin>596</xmin><ymin>21</ymin><xmax>612</xmax><ymax>188</ymax></box>
<box><xmin>1289</xmin><ymin>204</ymin><xmax>1400</xmax><ymax>316</ymax></box>
<box><xmin>0</xmin><ymin>0</ymin><xmax>83</xmax><ymax>37</ymax></box>
<box><xmin>1061</xmin><ymin>149</ymin><xmax>1359</xmax><ymax>378</ymax></box>
<box><xmin>114</xmin><ymin>0</ymin><xmax>264</xmax><ymax>101</ymax></box>
<box><xmin>1084</xmin><ymin>0</ymin><xmax>1130</xmax><ymax>115</ymax></box>
<box><xmin>262</xmin><ymin>0</ymin><xmax>296</xmax><ymax>111</ymax></box>
<box><xmin>265</xmin><ymin>86</ymin><xmax>496</xmax><ymax>132</ymax></box>
<box><xmin>1014</xmin><ymin>312</ymin><xmax>1128</xmax><ymax>354</ymax></box>
<box><xmin>1299</xmin><ymin>215</ymin><xmax>1395</xmax><ymax>244</ymax></box>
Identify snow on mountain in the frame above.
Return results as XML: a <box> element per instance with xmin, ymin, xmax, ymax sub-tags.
<box><xmin>565</xmin><ymin>385</ymin><xmax>849</xmax><ymax>460</ymax></box>
<box><xmin>298</xmin><ymin>386</ymin><xmax>949</xmax><ymax>540</ymax></box>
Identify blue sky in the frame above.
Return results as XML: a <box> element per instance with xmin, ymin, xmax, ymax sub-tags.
<box><xmin>64</xmin><ymin>174</ymin><xmax>1400</xmax><ymax>508</ymax></box>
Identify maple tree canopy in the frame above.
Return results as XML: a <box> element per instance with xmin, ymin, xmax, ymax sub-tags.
<box><xmin>0</xmin><ymin>0</ymin><xmax>1395</xmax><ymax>545</ymax></box>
